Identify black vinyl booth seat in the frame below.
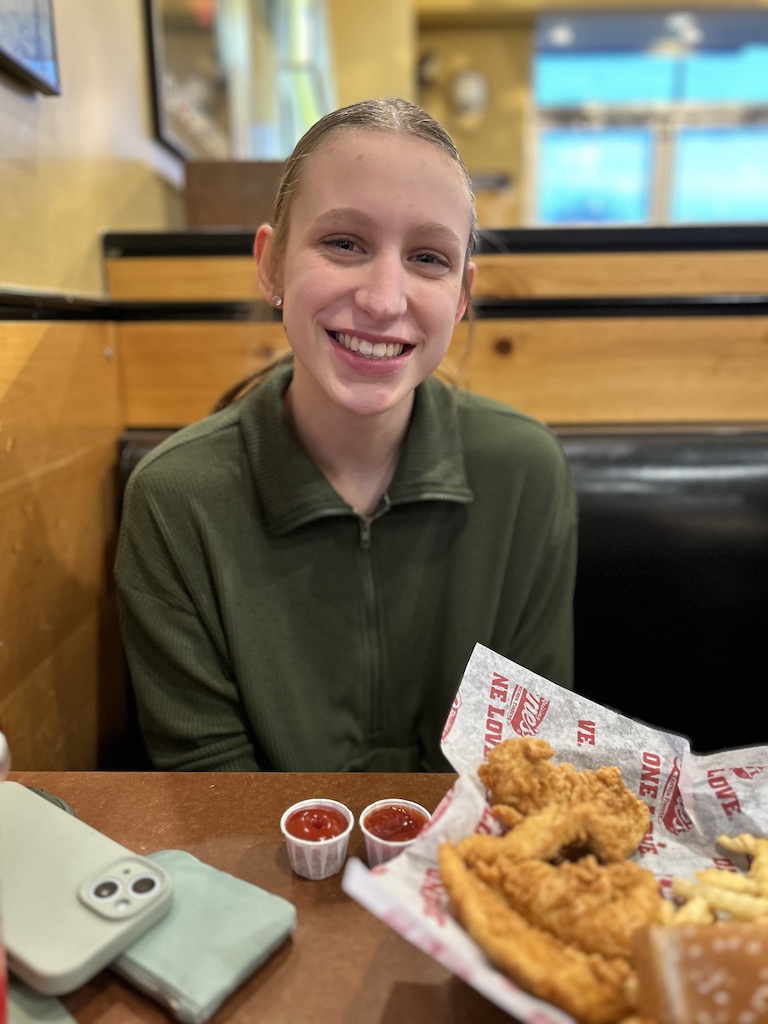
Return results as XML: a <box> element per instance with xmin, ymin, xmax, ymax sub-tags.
<box><xmin>119</xmin><ymin>425</ymin><xmax>768</xmax><ymax>757</ymax></box>
<box><xmin>557</xmin><ymin>426</ymin><xmax>768</xmax><ymax>755</ymax></box>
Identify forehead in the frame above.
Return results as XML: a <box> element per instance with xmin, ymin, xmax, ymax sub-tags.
<box><xmin>294</xmin><ymin>128</ymin><xmax>472</xmax><ymax>235</ymax></box>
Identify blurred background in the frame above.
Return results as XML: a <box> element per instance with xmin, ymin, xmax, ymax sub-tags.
<box><xmin>2</xmin><ymin>0</ymin><xmax>767</xmax><ymax>293</ymax></box>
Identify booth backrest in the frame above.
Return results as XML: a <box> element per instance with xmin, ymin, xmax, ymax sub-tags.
<box><xmin>118</xmin><ymin>423</ymin><xmax>768</xmax><ymax>756</ymax></box>
<box><xmin>558</xmin><ymin>426</ymin><xmax>768</xmax><ymax>754</ymax></box>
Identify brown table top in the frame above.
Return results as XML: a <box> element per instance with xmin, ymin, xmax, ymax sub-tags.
<box><xmin>9</xmin><ymin>771</ymin><xmax>516</xmax><ymax>1024</ymax></box>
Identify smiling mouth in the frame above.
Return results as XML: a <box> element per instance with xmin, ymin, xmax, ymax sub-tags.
<box><xmin>331</xmin><ymin>331</ymin><xmax>409</xmax><ymax>360</ymax></box>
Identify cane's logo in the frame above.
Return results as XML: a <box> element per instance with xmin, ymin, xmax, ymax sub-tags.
<box><xmin>441</xmin><ymin>693</ymin><xmax>461</xmax><ymax>742</ymax></box>
<box><xmin>506</xmin><ymin>684</ymin><xmax>550</xmax><ymax>737</ymax></box>
<box><xmin>732</xmin><ymin>765</ymin><xmax>765</xmax><ymax>781</ymax></box>
<box><xmin>658</xmin><ymin>757</ymin><xmax>693</xmax><ymax>835</ymax></box>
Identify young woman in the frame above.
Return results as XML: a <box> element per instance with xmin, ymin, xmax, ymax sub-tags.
<box><xmin>116</xmin><ymin>98</ymin><xmax>577</xmax><ymax>772</ymax></box>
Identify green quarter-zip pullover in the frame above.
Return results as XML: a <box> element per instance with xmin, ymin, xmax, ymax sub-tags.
<box><xmin>116</xmin><ymin>363</ymin><xmax>577</xmax><ymax>772</ymax></box>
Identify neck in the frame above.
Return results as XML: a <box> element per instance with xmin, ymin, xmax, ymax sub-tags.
<box><xmin>285</xmin><ymin>371</ymin><xmax>413</xmax><ymax>516</ymax></box>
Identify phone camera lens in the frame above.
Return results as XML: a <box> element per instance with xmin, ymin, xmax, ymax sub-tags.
<box><xmin>92</xmin><ymin>878</ymin><xmax>120</xmax><ymax>900</ymax></box>
<box><xmin>130</xmin><ymin>874</ymin><xmax>158</xmax><ymax>896</ymax></box>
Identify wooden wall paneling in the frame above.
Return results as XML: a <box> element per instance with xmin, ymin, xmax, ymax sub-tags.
<box><xmin>0</xmin><ymin>321</ymin><xmax>122</xmax><ymax>488</ymax></box>
<box><xmin>104</xmin><ymin>249</ymin><xmax>768</xmax><ymax>303</ymax></box>
<box><xmin>472</xmin><ymin>251</ymin><xmax>768</xmax><ymax>299</ymax></box>
<box><xmin>456</xmin><ymin>316</ymin><xmax>768</xmax><ymax>423</ymax></box>
<box><xmin>117</xmin><ymin>320</ymin><xmax>288</xmax><ymax>426</ymax></box>
<box><xmin>184</xmin><ymin>162</ymin><xmax>285</xmax><ymax>228</ymax></box>
<box><xmin>0</xmin><ymin>321</ymin><xmax>126</xmax><ymax>769</ymax></box>
<box><xmin>117</xmin><ymin>314</ymin><xmax>768</xmax><ymax>429</ymax></box>
<box><xmin>1</xmin><ymin>607</ymin><xmax>109</xmax><ymax>771</ymax></box>
<box><xmin>105</xmin><ymin>256</ymin><xmax>259</xmax><ymax>301</ymax></box>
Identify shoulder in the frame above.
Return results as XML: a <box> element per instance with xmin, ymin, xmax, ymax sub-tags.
<box><xmin>428</xmin><ymin>378</ymin><xmax>569</xmax><ymax>469</ymax></box>
<box><xmin>127</xmin><ymin>403</ymin><xmax>243</xmax><ymax>495</ymax></box>
<box><xmin>125</xmin><ymin>363</ymin><xmax>290</xmax><ymax>496</ymax></box>
<box><xmin>447</xmin><ymin>387</ymin><xmax>577</xmax><ymax>528</ymax></box>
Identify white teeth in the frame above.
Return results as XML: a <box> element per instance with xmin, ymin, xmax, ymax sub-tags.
<box><xmin>335</xmin><ymin>332</ymin><xmax>404</xmax><ymax>359</ymax></box>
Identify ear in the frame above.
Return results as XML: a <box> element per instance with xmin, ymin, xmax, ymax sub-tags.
<box><xmin>454</xmin><ymin>260</ymin><xmax>476</xmax><ymax>325</ymax></box>
<box><xmin>254</xmin><ymin>224</ymin><xmax>283</xmax><ymax>302</ymax></box>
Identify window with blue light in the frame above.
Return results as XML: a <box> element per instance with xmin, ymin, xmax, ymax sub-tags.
<box><xmin>672</xmin><ymin>128</ymin><xmax>768</xmax><ymax>223</ymax></box>
<box><xmin>537</xmin><ymin>129</ymin><xmax>653</xmax><ymax>225</ymax></box>
<box><xmin>534</xmin><ymin>11</ymin><xmax>768</xmax><ymax>225</ymax></box>
<box><xmin>535</xmin><ymin>54</ymin><xmax>677</xmax><ymax>106</ymax></box>
<box><xmin>684</xmin><ymin>48</ymin><xmax>768</xmax><ymax>103</ymax></box>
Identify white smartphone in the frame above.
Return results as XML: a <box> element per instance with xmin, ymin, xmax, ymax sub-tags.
<box><xmin>0</xmin><ymin>781</ymin><xmax>173</xmax><ymax>995</ymax></box>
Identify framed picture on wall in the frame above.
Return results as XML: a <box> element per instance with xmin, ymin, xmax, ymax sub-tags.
<box><xmin>144</xmin><ymin>0</ymin><xmax>231</xmax><ymax>160</ymax></box>
<box><xmin>0</xmin><ymin>0</ymin><xmax>60</xmax><ymax>95</ymax></box>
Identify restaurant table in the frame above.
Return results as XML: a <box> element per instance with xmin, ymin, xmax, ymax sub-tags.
<box><xmin>8</xmin><ymin>771</ymin><xmax>516</xmax><ymax>1024</ymax></box>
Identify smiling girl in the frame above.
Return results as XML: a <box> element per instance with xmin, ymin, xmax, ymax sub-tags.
<box><xmin>116</xmin><ymin>98</ymin><xmax>577</xmax><ymax>772</ymax></box>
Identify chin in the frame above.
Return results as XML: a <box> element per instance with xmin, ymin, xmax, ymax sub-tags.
<box><xmin>333</xmin><ymin>380</ymin><xmax>413</xmax><ymax>419</ymax></box>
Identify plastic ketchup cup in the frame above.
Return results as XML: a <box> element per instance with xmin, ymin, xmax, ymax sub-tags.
<box><xmin>280</xmin><ymin>799</ymin><xmax>354</xmax><ymax>880</ymax></box>
<box><xmin>359</xmin><ymin>799</ymin><xmax>431</xmax><ymax>867</ymax></box>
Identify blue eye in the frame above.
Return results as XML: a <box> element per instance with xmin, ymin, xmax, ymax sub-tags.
<box><xmin>324</xmin><ymin>238</ymin><xmax>357</xmax><ymax>252</ymax></box>
<box><xmin>414</xmin><ymin>251</ymin><xmax>450</xmax><ymax>268</ymax></box>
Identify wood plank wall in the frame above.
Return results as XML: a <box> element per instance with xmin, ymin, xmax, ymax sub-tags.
<box><xmin>107</xmin><ymin>256</ymin><xmax>261</xmax><ymax>303</ymax></box>
<box><xmin>107</xmin><ymin>250</ymin><xmax>768</xmax><ymax>428</ymax></box>
<box><xmin>105</xmin><ymin>250</ymin><xmax>768</xmax><ymax>302</ymax></box>
<box><xmin>455</xmin><ymin>317</ymin><xmax>768</xmax><ymax>423</ymax></box>
<box><xmin>0</xmin><ymin>320</ymin><xmax>127</xmax><ymax>769</ymax></box>
<box><xmin>115</xmin><ymin>313</ymin><xmax>768</xmax><ymax>429</ymax></box>
<box><xmin>471</xmin><ymin>251</ymin><xmax>768</xmax><ymax>298</ymax></box>
<box><xmin>118</xmin><ymin>319</ymin><xmax>287</xmax><ymax>426</ymax></box>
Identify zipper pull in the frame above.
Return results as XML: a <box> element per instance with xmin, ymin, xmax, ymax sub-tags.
<box><xmin>355</xmin><ymin>491</ymin><xmax>390</xmax><ymax>549</ymax></box>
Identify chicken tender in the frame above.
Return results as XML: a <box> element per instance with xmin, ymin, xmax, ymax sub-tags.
<box><xmin>439</xmin><ymin>842</ymin><xmax>636</xmax><ymax>1024</ymax></box>
<box><xmin>478</xmin><ymin>737</ymin><xmax>650</xmax><ymax>862</ymax></box>
<box><xmin>473</xmin><ymin>853</ymin><xmax>664</xmax><ymax>959</ymax></box>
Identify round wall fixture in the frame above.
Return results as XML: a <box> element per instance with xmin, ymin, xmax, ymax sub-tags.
<box><xmin>448</xmin><ymin>67</ymin><xmax>489</xmax><ymax>118</ymax></box>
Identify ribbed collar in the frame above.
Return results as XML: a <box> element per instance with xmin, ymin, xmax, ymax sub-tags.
<box><xmin>238</xmin><ymin>363</ymin><xmax>474</xmax><ymax>536</ymax></box>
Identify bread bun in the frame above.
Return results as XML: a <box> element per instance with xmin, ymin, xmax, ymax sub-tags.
<box><xmin>633</xmin><ymin>923</ymin><xmax>768</xmax><ymax>1022</ymax></box>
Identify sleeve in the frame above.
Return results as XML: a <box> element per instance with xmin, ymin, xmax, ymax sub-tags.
<box><xmin>503</xmin><ymin>431</ymin><xmax>578</xmax><ymax>691</ymax></box>
<box><xmin>115</xmin><ymin>470</ymin><xmax>261</xmax><ymax>772</ymax></box>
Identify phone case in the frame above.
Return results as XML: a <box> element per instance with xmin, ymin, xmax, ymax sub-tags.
<box><xmin>0</xmin><ymin>781</ymin><xmax>173</xmax><ymax>996</ymax></box>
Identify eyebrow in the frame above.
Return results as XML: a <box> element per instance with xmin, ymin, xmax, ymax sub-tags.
<box><xmin>315</xmin><ymin>208</ymin><xmax>465</xmax><ymax>250</ymax></box>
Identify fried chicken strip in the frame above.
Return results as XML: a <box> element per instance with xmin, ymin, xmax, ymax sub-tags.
<box><xmin>478</xmin><ymin>738</ymin><xmax>650</xmax><ymax>862</ymax></box>
<box><xmin>439</xmin><ymin>842</ymin><xmax>636</xmax><ymax>1024</ymax></box>
<box><xmin>472</xmin><ymin>853</ymin><xmax>664</xmax><ymax>959</ymax></box>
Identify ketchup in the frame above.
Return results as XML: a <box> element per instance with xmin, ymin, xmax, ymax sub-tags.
<box><xmin>363</xmin><ymin>804</ymin><xmax>428</xmax><ymax>842</ymax></box>
<box><xmin>285</xmin><ymin>805</ymin><xmax>349</xmax><ymax>841</ymax></box>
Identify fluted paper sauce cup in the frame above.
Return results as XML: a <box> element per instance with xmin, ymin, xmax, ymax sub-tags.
<box><xmin>359</xmin><ymin>799</ymin><xmax>431</xmax><ymax>866</ymax></box>
<box><xmin>280</xmin><ymin>799</ymin><xmax>354</xmax><ymax>880</ymax></box>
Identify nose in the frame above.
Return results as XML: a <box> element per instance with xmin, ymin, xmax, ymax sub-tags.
<box><xmin>354</xmin><ymin>252</ymin><xmax>408</xmax><ymax>322</ymax></box>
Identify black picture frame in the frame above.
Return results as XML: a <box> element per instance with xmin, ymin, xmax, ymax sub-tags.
<box><xmin>0</xmin><ymin>0</ymin><xmax>60</xmax><ymax>96</ymax></box>
<box><xmin>143</xmin><ymin>0</ymin><xmax>231</xmax><ymax>161</ymax></box>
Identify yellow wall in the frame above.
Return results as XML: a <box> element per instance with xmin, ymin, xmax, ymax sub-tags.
<box><xmin>327</xmin><ymin>0</ymin><xmax>416</xmax><ymax>106</ymax></box>
<box><xmin>0</xmin><ymin>1</ymin><xmax>185</xmax><ymax>297</ymax></box>
<box><xmin>417</xmin><ymin>21</ymin><xmax>530</xmax><ymax>225</ymax></box>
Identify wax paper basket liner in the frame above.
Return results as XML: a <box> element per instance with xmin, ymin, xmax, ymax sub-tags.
<box><xmin>113</xmin><ymin>849</ymin><xmax>296</xmax><ymax>1023</ymax></box>
<box><xmin>342</xmin><ymin>642</ymin><xmax>768</xmax><ymax>1023</ymax></box>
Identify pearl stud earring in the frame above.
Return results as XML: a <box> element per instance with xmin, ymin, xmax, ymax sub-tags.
<box><xmin>273</xmin><ymin>295</ymin><xmax>283</xmax><ymax>308</ymax></box>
